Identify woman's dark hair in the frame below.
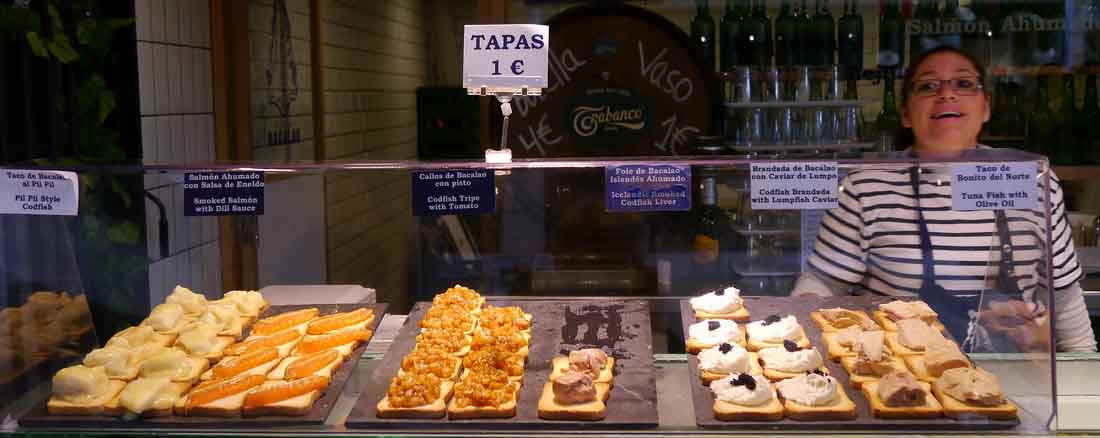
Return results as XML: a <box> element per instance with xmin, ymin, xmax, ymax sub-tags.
<box><xmin>894</xmin><ymin>46</ymin><xmax>989</xmax><ymax>148</ymax></box>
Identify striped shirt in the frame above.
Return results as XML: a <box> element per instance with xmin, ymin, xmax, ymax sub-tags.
<box><xmin>807</xmin><ymin>163</ymin><xmax>1081</xmax><ymax>300</ymax></box>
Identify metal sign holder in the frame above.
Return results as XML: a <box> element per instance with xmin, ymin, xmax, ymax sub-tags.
<box><xmin>467</xmin><ymin>86</ymin><xmax>542</xmax><ymax>164</ymax></box>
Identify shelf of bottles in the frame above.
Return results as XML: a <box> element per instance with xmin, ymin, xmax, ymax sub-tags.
<box><xmin>688</xmin><ymin>0</ymin><xmax>1100</xmax><ymax>165</ymax></box>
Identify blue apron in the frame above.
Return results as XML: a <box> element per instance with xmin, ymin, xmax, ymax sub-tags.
<box><xmin>910</xmin><ymin>166</ymin><xmax>1021</xmax><ymax>351</ymax></box>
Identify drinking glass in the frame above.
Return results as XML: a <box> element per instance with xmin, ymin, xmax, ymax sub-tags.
<box><xmin>729</xmin><ymin>67</ymin><xmax>763</xmax><ymax>147</ymax></box>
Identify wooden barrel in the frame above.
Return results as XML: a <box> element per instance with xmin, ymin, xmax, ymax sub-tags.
<box><xmin>508</xmin><ymin>1</ymin><xmax>719</xmax><ymax>157</ymax></box>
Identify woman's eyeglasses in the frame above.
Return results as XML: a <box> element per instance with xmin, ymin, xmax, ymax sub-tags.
<box><xmin>910</xmin><ymin>76</ymin><xmax>984</xmax><ymax>96</ymax></box>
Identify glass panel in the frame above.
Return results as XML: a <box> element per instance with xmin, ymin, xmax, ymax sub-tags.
<box><xmin>0</xmin><ymin>149</ymin><xmax>1071</xmax><ymax>434</ymax></box>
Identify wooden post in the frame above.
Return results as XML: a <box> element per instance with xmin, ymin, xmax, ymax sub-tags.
<box><xmin>310</xmin><ymin>0</ymin><xmax>326</xmax><ymax>161</ymax></box>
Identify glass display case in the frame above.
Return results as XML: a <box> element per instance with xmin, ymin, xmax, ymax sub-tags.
<box><xmin>0</xmin><ymin>148</ymin><xmax>1084</xmax><ymax>436</ymax></box>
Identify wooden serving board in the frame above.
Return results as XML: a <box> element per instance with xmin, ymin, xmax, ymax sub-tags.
<box><xmin>345</xmin><ymin>299</ymin><xmax>659</xmax><ymax>430</ymax></box>
<box><xmin>20</xmin><ymin>303</ymin><xmax>386</xmax><ymax>428</ymax></box>
<box><xmin>681</xmin><ymin>296</ymin><xmax>1022</xmax><ymax>430</ymax></box>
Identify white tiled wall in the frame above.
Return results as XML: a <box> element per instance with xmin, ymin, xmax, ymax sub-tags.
<box><xmin>136</xmin><ymin>0</ymin><xmax>222</xmax><ymax>300</ymax></box>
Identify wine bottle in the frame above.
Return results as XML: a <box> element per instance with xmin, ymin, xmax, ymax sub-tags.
<box><xmin>692</xmin><ymin>0</ymin><xmax>718</xmax><ymax>72</ymax></box>
<box><xmin>1087</xmin><ymin>0</ymin><xmax>1100</xmax><ymax>66</ymax></box>
<box><xmin>812</xmin><ymin>0</ymin><xmax>836</xmax><ymax>66</ymax></box>
<box><xmin>961</xmin><ymin>0</ymin><xmax>987</xmax><ymax>63</ymax></box>
<box><xmin>876</xmin><ymin>76</ymin><xmax>902</xmax><ymax>151</ymax></box>
<box><xmin>759</xmin><ymin>0</ymin><xmax>774</xmax><ymax>66</ymax></box>
<box><xmin>1038</xmin><ymin>0</ymin><xmax>1064</xmax><ymax>66</ymax></box>
<box><xmin>1056</xmin><ymin>74</ymin><xmax>1078</xmax><ymax>166</ymax></box>
<box><xmin>692</xmin><ymin>174</ymin><xmax>725</xmax><ymax>286</ymax></box>
<box><xmin>1011</xmin><ymin>4</ymin><xmax>1041</xmax><ymax>66</ymax></box>
<box><xmin>1078</xmin><ymin>75</ymin><xmax>1095</xmax><ymax>163</ymax></box>
<box><xmin>775</xmin><ymin>0</ymin><xmax>800</xmax><ymax>66</ymax></box>
<box><xmin>741</xmin><ymin>0</ymin><xmax>772</xmax><ymax>67</ymax></box>
<box><xmin>909</xmin><ymin>0</ymin><xmax>939</xmax><ymax>60</ymax></box>
<box><xmin>1027</xmin><ymin>76</ymin><xmax>1056</xmax><ymax>155</ymax></box>
<box><xmin>838</xmin><ymin>0</ymin><xmax>864</xmax><ymax>74</ymax></box>
<box><xmin>1002</xmin><ymin>81</ymin><xmax>1027</xmax><ymax>139</ymax></box>
<box><xmin>879</xmin><ymin>0</ymin><xmax>905</xmax><ymax>70</ymax></box>
<box><xmin>939</xmin><ymin>0</ymin><xmax>962</xmax><ymax>49</ymax></box>
<box><xmin>721</xmin><ymin>0</ymin><xmax>743</xmax><ymax>71</ymax></box>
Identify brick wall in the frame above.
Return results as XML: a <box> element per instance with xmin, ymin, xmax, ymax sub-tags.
<box><xmin>135</xmin><ymin>0</ymin><xmax>221</xmax><ymax>302</ymax></box>
<box><xmin>250</xmin><ymin>0</ymin><xmax>316</xmax><ymax>161</ymax></box>
<box><xmin>320</xmin><ymin>0</ymin><xmax>429</xmax><ymax>309</ymax></box>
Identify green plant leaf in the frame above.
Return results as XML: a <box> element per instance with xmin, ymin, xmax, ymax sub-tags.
<box><xmin>98</xmin><ymin>91</ymin><xmax>116</xmax><ymax>123</ymax></box>
<box><xmin>46</xmin><ymin>4</ymin><xmax>64</xmax><ymax>34</ymax></box>
<box><xmin>76</xmin><ymin>20</ymin><xmax>94</xmax><ymax>45</ymax></box>
<box><xmin>48</xmin><ymin>36</ymin><xmax>79</xmax><ymax>63</ymax></box>
<box><xmin>25</xmin><ymin>31</ymin><xmax>48</xmax><ymax>57</ymax></box>
<box><xmin>84</xmin><ymin>215</ymin><xmax>100</xmax><ymax>231</ymax></box>
<box><xmin>110</xmin><ymin>178</ymin><xmax>132</xmax><ymax>209</ymax></box>
<box><xmin>107</xmin><ymin>222</ymin><xmax>140</xmax><ymax>245</ymax></box>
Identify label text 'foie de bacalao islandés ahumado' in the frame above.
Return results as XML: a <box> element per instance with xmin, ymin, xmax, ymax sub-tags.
<box><xmin>605</xmin><ymin>164</ymin><xmax>691</xmax><ymax>212</ymax></box>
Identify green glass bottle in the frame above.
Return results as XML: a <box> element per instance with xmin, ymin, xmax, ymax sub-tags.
<box><xmin>1075</xmin><ymin>75</ymin><xmax>1097</xmax><ymax>164</ymax></box>
<box><xmin>740</xmin><ymin>0</ymin><xmax>771</xmax><ymax>67</ymax></box>
<box><xmin>876</xmin><ymin>76</ymin><xmax>902</xmax><ymax>151</ymax></box>
<box><xmin>692</xmin><ymin>174</ymin><xmax>725</xmax><ymax>285</ymax></box>
<box><xmin>775</xmin><ymin>0</ymin><xmax>800</xmax><ymax>66</ymax></box>
<box><xmin>692</xmin><ymin>0</ymin><xmax>718</xmax><ymax>72</ymax></box>
<box><xmin>799</xmin><ymin>0</ymin><xmax>813</xmax><ymax>64</ymax></box>
<box><xmin>961</xmin><ymin>0</ymin><xmax>987</xmax><ymax>63</ymax></box>
<box><xmin>910</xmin><ymin>0</ymin><xmax>939</xmax><ymax>59</ymax></box>
<box><xmin>878</xmin><ymin>0</ymin><xmax>905</xmax><ymax>70</ymax></box>
<box><xmin>1001</xmin><ymin>81</ymin><xmax>1026</xmax><ymax>139</ymax></box>
<box><xmin>758</xmin><ymin>0</ymin><xmax>773</xmax><ymax>66</ymax></box>
<box><xmin>721</xmin><ymin>0</ymin><xmax>743</xmax><ymax>71</ymax></box>
<box><xmin>812</xmin><ymin>0</ymin><xmax>835</xmax><ymax>66</ymax></box>
<box><xmin>1056</xmin><ymin>74</ymin><xmax>1078</xmax><ymax>165</ymax></box>
<box><xmin>1027</xmin><ymin>76</ymin><xmax>1057</xmax><ymax>155</ymax></box>
<box><xmin>1087</xmin><ymin>0</ymin><xmax>1100</xmax><ymax>65</ymax></box>
<box><xmin>1039</xmin><ymin>0</ymin><xmax>1065</xmax><ymax>66</ymax></box>
<box><xmin>838</xmin><ymin>0</ymin><xmax>864</xmax><ymax>74</ymax></box>
<box><xmin>939</xmin><ymin>0</ymin><xmax>962</xmax><ymax>49</ymax></box>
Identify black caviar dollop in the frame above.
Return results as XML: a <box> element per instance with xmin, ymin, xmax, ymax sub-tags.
<box><xmin>708</xmin><ymin>320</ymin><xmax>721</xmax><ymax>331</ymax></box>
<box><xmin>762</xmin><ymin>314</ymin><xmax>782</xmax><ymax>326</ymax></box>
<box><xmin>714</xmin><ymin>288</ymin><xmax>725</xmax><ymax>296</ymax></box>
<box><xmin>719</xmin><ymin>343</ymin><xmax>733</xmax><ymax>354</ymax></box>
<box><xmin>730</xmin><ymin>373</ymin><xmax>757</xmax><ymax>390</ymax></box>
<box><xmin>783</xmin><ymin>340</ymin><xmax>801</xmax><ymax>352</ymax></box>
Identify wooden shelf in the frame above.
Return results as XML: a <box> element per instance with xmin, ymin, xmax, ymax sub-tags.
<box><xmin>990</xmin><ymin>66</ymin><xmax>1100</xmax><ymax>77</ymax></box>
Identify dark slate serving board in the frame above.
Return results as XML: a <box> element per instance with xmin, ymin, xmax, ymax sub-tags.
<box><xmin>20</xmin><ymin>302</ymin><xmax>386</xmax><ymax>428</ymax></box>
<box><xmin>346</xmin><ymin>299</ymin><xmax>659</xmax><ymax>429</ymax></box>
<box><xmin>681</xmin><ymin>296</ymin><xmax>1021</xmax><ymax>430</ymax></box>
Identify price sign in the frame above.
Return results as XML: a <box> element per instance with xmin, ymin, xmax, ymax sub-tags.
<box><xmin>463</xmin><ymin>24</ymin><xmax>549</xmax><ymax>93</ymax></box>
<box><xmin>0</xmin><ymin>169</ymin><xmax>79</xmax><ymax>216</ymax></box>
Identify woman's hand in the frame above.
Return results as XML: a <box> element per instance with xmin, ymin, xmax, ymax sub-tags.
<box><xmin>978</xmin><ymin>300</ymin><xmax>1051</xmax><ymax>352</ymax></box>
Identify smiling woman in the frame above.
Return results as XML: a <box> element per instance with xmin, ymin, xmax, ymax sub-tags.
<box><xmin>792</xmin><ymin>46</ymin><xmax>1097</xmax><ymax>353</ymax></box>
<box><xmin>897</xmin><ymin>47</ymin><xmax>991</xmax><ymax>153</ymax></box>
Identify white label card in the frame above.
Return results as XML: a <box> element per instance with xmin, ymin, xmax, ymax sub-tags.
<box><xmin>463</xmin><ymin>24</ymin><xmax>549</xmax><ymax>90</ymax></box>
<box><xmin>750</xmin><ymin>161</ymin><xmax>839</xmax><ymax>210</ymax></box>
<box><xmin>951</xmin><ymin>162</ymin><xmax>1038</xmax><ymax>211</ymax></box>
<box><xmin>0</xmin><ymin>169</ymin><xmax>79</xmax><ymax>216</ymax></box>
